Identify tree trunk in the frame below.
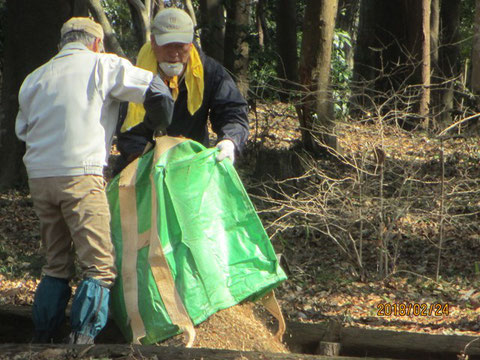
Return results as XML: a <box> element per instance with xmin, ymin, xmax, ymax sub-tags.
<box><xmin>314</xmin><ymin>0</ymin><xmax>339</xmax><ymax>150</ymax></box>
<box><xmin>336</xmin><ymin>0</ymin><xmax>359</xmax><ymax>35</ymax></box>
<box><xmin>439</xmin><ymin>0</ymin><xmax>461</xmax><ymax>78</ymax></box>
<box><xmin>0</xmin><ymin>0</ymin><xmax>72</xmax><ymax>190</ymax></box>
<box><xmin>224</xmin><ymin>0</ymin><xmax>250</xmax><ymax>99</ymax></box>
<box><xmin>429</xmin><ymin>0</ymin><xmax>442</xmax><ymax>125</ymax></box>
<box><xmin>351</xmin><ymin>0</ymin><xmax>426</xmax><ymax>128</ymax></box>
<box><xmin>276</xmin><ymin>0</ymin><xmax>298</xmax><ymax>101</ymax></box>
<box><xmin>199</xmin><ymin>0</ymin><xmax>225</xmax><ymax>63</ymax></box>
<box><xmin>419</xmin><ymin>0</ymin><xmax>431</xmax><ymax>125</ymax></box>
<box><xmin>471</xmin><ymin>0</ymin><xmax>480</xmax><ymax>96</ymax></box>
<box><xmin>350</xmin><ymin>0</ymin><xmax>376</xmax><ymax>112</ymax></box>
<box><xmin>297</xmin><ymin>0</ymin><xmax>339</xmax><ymax>154</ymax></box>
<box><xmin>336</xmin><ymin>0</ymin><xmax>360</xmax><ymax>70</ymax></box>
<box><xmin>87</xmin><ymin>0</ymin><xmax>126</xmax><ymax>57</ymax></box>
<box><xmin>127</xmin><ymin>1</ymin><xmax>145</xmax><ymax>47</ymax></box>
<box><xmin>73</xmin><ymin>0</ymin><xmax>89</xmax><ymax>16</ymax></box>
<box><xmin>256</xmin><ymin>0</ymin><xmax>267</xmax><ymax>49</ymax></box>
<box><xmin>438</xmin><ymin>0</ymin><xmax>461</xmax><ymax>126</ymax></box>
<box><xmin>154</xmin><ymin>0</ymin><xmax>165</xmax><ymax>13</ymax></box>
<box><xmin>430</xmin><ymin>0</ymin><xmax>440</xmax><ymax>68</ymax></box>
<box><xmin>351</xmin><ymin>0</ymin><xmax>380</xmax><ymax>82</ymax></box>
<box><xmin>127</xmin><ymin>0</ymin><xmax>151</xmax><ymax>47</ymax></box>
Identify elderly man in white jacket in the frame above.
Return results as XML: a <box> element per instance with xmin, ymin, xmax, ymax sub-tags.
<box><xmin>15</xmin><ymin>17</ymin><xmax>173</xmax><ymax>344</ymax></box>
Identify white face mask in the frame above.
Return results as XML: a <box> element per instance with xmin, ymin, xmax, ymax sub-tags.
<box><xmin>159</xmin><ymin>62</ymin><xmax>185</xmax><ymax>77</ymax></box>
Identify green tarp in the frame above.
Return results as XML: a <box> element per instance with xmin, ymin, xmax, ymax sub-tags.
<box><xmin>106</xmin><ymin>137</ymin><xmax>286</xmax><ymax>345</ymax></box>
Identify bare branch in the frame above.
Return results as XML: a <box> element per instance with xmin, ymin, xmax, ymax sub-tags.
<box><xmin>127</xmin><ymin>0</ymin><xmax>151</xmax><ymax>44</ymax></box>
<box><xmin>86</xmin><ymin>0</ymin><xmax>126</xmax><ymax>57</ymax></box>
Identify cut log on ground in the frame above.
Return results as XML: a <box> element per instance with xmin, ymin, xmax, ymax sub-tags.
<box><xmin>285</xmin><ymin>321</ymin><xmax>480</xmax><ymax>360</ymax></box>
<box><xmin>0</xmin><ymin>344</ymin><xmax>397</xmax><ymax>360</ymax></box>
<box><xmin>1</xmin><ymin>305</ymin><xmax>479</xmax><ymax>360</ymax></box>
<box><xmin>316</xmin><ymin>341</ymin><xmax>341</xmax><ymax>356</ymax></box>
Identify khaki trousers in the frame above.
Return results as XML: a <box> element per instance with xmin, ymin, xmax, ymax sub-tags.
<box><xmin>29</xmin><ymin>175</ymin><xmax>116</xmax><ymax>287</ymax></box>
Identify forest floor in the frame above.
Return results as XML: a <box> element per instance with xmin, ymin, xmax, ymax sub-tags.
<box><xmin>1</xmin><ymin>101</ymin><xmax>480</xmax><ymax>349</ymax></box>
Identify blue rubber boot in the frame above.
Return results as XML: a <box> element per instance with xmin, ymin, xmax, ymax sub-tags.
<box><xmin>68</xmin><ymin>278</ymin><xmax>110</xmax><ymax>344</ymax></box>
<box><xmin>32</xmin><ymin>276</ymin><xmax>71</xmax><ymax>343</ymax></box>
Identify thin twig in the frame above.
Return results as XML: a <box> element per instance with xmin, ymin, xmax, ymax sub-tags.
<box><xmin>437</xmin><ymin>113</ymin><xmax>480</xmax><ymax>137</ymax></box>
<box><xmin>436</xmin><ymin>138</ymin><xmax>445</xmax><ymax>281</ymax></box>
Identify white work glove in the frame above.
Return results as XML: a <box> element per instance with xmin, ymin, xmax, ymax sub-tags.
<box><xmin>216</xmin><ymin>139</ymin><xmax>235</xmax><ymax>164</ymax></box>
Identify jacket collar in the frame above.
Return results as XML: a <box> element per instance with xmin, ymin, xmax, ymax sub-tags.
<box><xmin>56</xmin><ymin>42</ymin><xmax>91</xmax><ymax>56</ymax></box>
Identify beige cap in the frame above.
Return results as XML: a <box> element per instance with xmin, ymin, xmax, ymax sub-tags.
<box><xmin>61</xmin><ymin>17</ymin><xmax>104</xmax><ymax>40</ymax></box>
<box><xmin>151</xmin><ymin>8</ymin><xmax>194</xmax><ymax>46</ymax></box>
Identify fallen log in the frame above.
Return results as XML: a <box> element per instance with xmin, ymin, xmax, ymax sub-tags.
<box><xmin>285</xmin><ymin>320</ymin><xmax>480</xmax><ymax>360</ymax></box>
<box><xmin>0</xmin><ymin>343</ymin><xmax>396</xmax><ymax>360</ymax></box>
<box><xmin>2</xmin><ymin>305</ymin><xmax>479</xmax><ymax>360</ymax></box>
<box><xmin>0</xmin><ymin>305</ymin><xmax>124</xmax><ymax>344</ymax></box>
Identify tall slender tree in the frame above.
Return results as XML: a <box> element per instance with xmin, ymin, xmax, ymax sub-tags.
<box><xmin>420</xmin><ymin>0</ymin><xmax>431</xmax><ymax>125</ymax></box>
<box><xmin>297</xmin><ymin>0</ymin><xmax>339</xmax><ymax>153</ymax></box>
<box><xmin>336</xmin><ymin>0</ymin><xmax>360</xmax><ymax>69</ymax></box>
<box><xmin>438</xmin><ymin>0</ymin><xmax>461</xmax><ymax>125</ymax></box>
<box><xmin>471</xmin><ymin>0</ymin><xmax>480</xmax><ymax>96</ymax></box>
<box><xmin>276</xmin><ymin>0</ymin><xmax>298</xmax><ymax>100</ymax></box>
<box><xmin>224</xmin><ymin>0</ymin><xmax>251</xmax><ymax>98</ymax></box>
<box><xmin>256</xmin><ymin>0</ymin><xmax>267</xmax><ymax>49</ymax></box>
<box><xmin>429</xmin><ymin>0</ymin><xmax>443</xmax><ymax>125</ymax></box>
<box><xmin>430</xmin><ymin>0</ymin><xmax>440</xmax><ymax>68</ymax></box>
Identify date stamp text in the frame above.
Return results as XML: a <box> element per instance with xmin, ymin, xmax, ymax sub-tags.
<box><xmin>377</xmin><ymin>302</ymin><xmax>449</xmax><ymax>317</ymax></box>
